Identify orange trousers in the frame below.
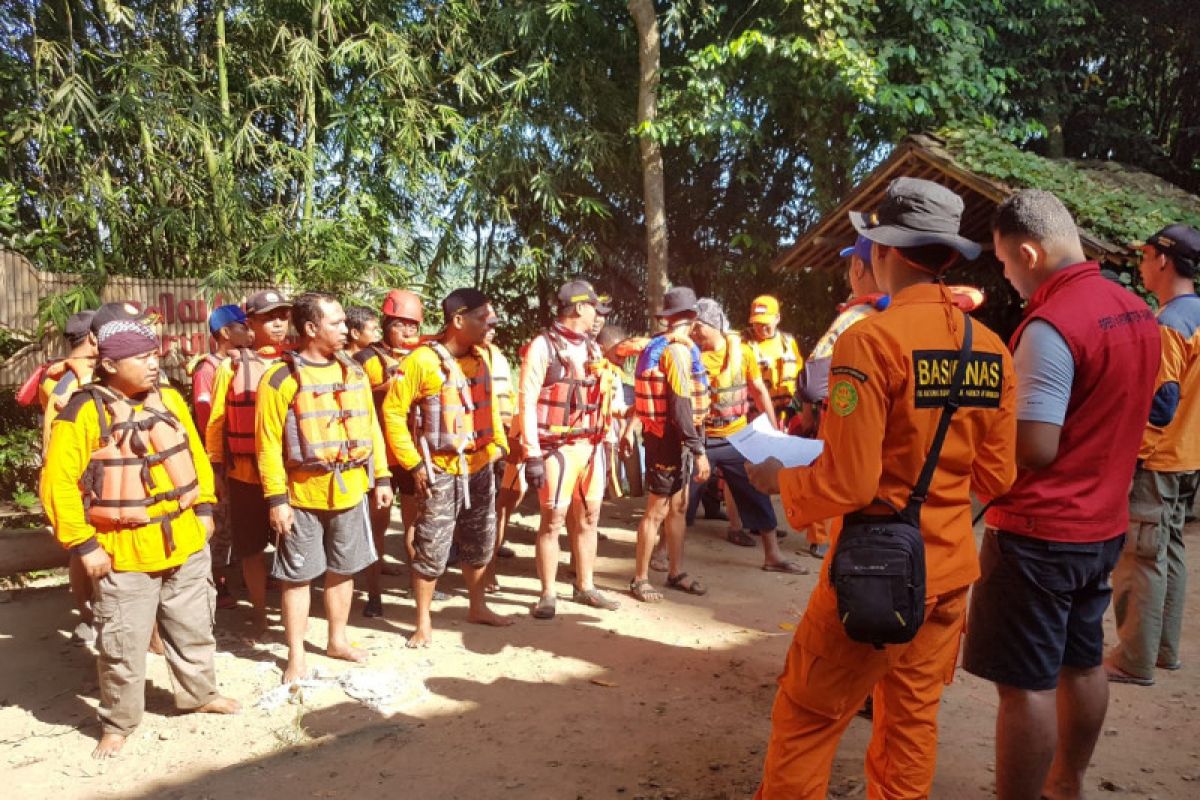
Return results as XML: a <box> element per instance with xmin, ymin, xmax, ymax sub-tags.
<box><xmin>805</xmin><ymin>517</ymin><xmax>833</xmax><ymax>546</ymax></box>
<box><xmin>756</xmin><ymin>582</ymin><xmax>968</xmax><ymax>800</ymax></box>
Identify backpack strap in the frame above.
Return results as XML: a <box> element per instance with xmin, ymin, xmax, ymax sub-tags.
<box><xmin>903</xmin><ymin>315</ymin><xmax>973</xmax><ymax>522</ymax></box>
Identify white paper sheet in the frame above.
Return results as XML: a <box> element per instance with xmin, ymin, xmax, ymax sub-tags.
<box><xmin>726</xmin><ymin>412</ymin><xmax>824</xmax><ymax>468</ymax></box>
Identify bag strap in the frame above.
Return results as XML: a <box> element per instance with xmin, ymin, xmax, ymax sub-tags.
<box><xmin>904</xmin><ymin>314</ymin><xmax>973</xmax><ymax>518</ymax></box>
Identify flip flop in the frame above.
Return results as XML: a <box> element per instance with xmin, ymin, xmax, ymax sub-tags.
<box><xmin>666</xmin><ymin>572</ymin><xmax>707</xmax><ymax>596</ymax></box>
<box><xmin>1103</xmin><ymin>661</ymin><xmax>1154</xmax><ymax>686</ymax></box>
<box><xmin>725</xmin><ymin>528</ymin><xmax>756</xmax><ymax>548</ymax></box>
<box><xmin>762</xmin><ymin>561</ymin><xmax>809</xmax><ymax>575</ymax></box>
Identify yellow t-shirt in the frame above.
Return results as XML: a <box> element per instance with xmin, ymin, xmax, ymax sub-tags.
<box><xmin>381</xmin><ymin>343</ymin><xmax>507</xmax><ymax>476</ymax></box>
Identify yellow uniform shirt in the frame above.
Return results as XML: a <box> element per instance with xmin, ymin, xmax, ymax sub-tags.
<box><xmin>255</xmin><ymin>356</ymin><xmax>391</xmax><ymax>511</ymax></box>
<box><xmin>701</xmin><ymin>339</ymin><xmax>761</xmax><ymax>439</ymax></box>
<box><xmin>381</xmin><ymin>343</ymin><xmax>507</xmax><ymax>475</ymax></box>
<box><xmin>749</xmin><ymin>331</ymin><xmax>804</xmax><ymax>413</ymax></box>
<box><xmin>38</xmin><ymin>358</ymin><xmax>94</xmax><ymax>451</ymax></box>
<box><xmin>1140</xmin><ymin>294</ymin><xmax>1200</xmax><ymax>470</ymax></box>
<box><xmin>41</xmin><ymin>386</ymin><xmax>216</xmax><ymax>572</ymax></box>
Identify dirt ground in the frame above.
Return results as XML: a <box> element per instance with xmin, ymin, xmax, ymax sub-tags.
<box><xmin>2</xmin><ymin>496</ymin><xmax>1199</xmax><ymax>799</ymax></box>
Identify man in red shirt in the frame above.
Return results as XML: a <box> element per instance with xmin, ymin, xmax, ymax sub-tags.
<box><xmin>964</xmin><ymin>190</ymin><xmax>1160</xmax><ymax>800</ymax></box>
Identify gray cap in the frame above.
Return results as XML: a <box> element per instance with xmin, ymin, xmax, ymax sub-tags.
<box><xmin>695</xmin><ymin>297</ymin><xmax>728</xmax><ymax>332</ymax></box>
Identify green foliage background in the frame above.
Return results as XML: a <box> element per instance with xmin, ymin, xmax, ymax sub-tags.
<box><xmin>1</xmin><ymin>0</ymin><xmax>1197</xmax><ymax>352</ymax></box>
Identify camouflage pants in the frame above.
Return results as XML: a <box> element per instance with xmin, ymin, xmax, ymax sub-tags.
<box><xmin>411</xmin><ymin>466</ymin><xmax>497</xmax><ymax>578</ymax></box>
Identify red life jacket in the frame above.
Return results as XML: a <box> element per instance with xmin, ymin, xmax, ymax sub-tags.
<box><xmin>706</xmin><ymin>334</ymin><xmax>749</xmax><ymax>431</ymax></box>
<box><xmin>634</xmin><ymin>332</ymin><xmax>710</xmax><ymax>438</ymax></box>
<box><xmin>224</xmin><ymin>348</ymin><xmax>274</xmax><ymax>456</ymax></box>
<box><xmin>534</xmin><ymin>328</ymin><xmax>604</xmax><ymax>448</ymax></box>
<box><xmin>186</xmin><ymin>352</ymin><xmax>222</xmax><ymax>378</ymax></box>
<box><xmin>986</xmin><ymin>262</ymin><xmax>1159</xmax><ymax>542</ymax></box>
<box><xmin>280</xmin><ymin>353</ymin><xmax>375</xmax><ymax>477</ymax></box>
<box><xmin>413</xmin><ymin>342</ymin><xmax>495</xmax><ymax>456</ymax></box>
<box><xmin>81</xmin><ymin>386</ymin><xmax>200</xmax><ymax>553</ymax></box>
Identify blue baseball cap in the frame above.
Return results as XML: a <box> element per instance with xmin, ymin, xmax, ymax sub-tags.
<box><xmin>208</xmin><ymin>304</ymin><xmax>247</xmax><ymax>335</ymax></box>
<box><xmin>839</xmin><ymin>234</ymin><xmax>874</xmax><ymax>266</ymax></box>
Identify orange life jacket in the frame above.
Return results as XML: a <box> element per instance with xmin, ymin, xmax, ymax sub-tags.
<box><xmin>413</xmin><ymin>342</ymin><xmax>494</xmax><ymax>456</ymax></box>
<box><xmin>749</xmin><ymin>331</ymin><xmax>800</xmax><ymax>412</ymax></box>
<box><xmin>280</xmin><ymin>353</ymin><xmax>375</xmax><ymax>478</ymax></box>
<box><xmin>706</xmin><ymin>333</ymin><xmax>749</xmax><ymax>431</ymax></box>
<box><xmin>634</xmin><ymin>331</ymin><xmax>710</xmax><ymax>437</ymax></box>
<box><xmin>80</xmin><ymin>386</ymin><xmax>200</xmax><ymax>553</ymax></box>
<box><xmin>224</xmin><ymin>348</ymin><xmax>273</xmax><ymax>456</ymax></box>
<box><xmin>534</xmin><ymin>329</ymin><xmax>604</xmax><ymax>448</ymax></box>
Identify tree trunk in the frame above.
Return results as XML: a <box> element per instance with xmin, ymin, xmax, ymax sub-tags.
<box><xmin>628</xmin><ymin>0</ymin><xmax>668</xmax><ymax>327</ymax></box>
<box><xmin>302</xmin><ymin>0</ymin><xmax>323</xmax><ymax>227</ymax></box>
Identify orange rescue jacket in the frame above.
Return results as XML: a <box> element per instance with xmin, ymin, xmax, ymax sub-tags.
<box><xmin>279</xmin><ymin>353</ymin><xmax>375</xmax><ymax>477</ymax></box>
<box><xmin>80</xmin><ymin>385</ymin><xmax>200</xmax><ymax>552</ymax></box>
<box><xmin>413</xmin><ymin>342</ymin><xmax>495</xmax><ymax>456</ymax></box>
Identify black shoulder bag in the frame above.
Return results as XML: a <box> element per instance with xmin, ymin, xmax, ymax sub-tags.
<box><xmin>829</xmin><ymin>315</ymin><xmax>973</xmax><ymax>648</ymax></box>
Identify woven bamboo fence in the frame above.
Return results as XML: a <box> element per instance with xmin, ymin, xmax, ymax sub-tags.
<box><xmin>0</xmin><ymin>251</ymin><xmax>276</xmax><ymax>386</ymax></box>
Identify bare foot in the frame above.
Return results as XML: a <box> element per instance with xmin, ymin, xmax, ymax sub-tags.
<box><xmin>406</xmin><ymin>626</ymin><xmax>433</xmax><ymax>648</ymax></box>
<box><xmin>148</xmin><ymin>625</ymin><xmax>165</xmax><ymax>655</ymax></box>
<box><xmin>282</xmin><ymin>660</ymin><xmax>308</xmax><ymax>685</ymax></box>
<box><xmin>326</xmin><ymin>643</ymin><xmax>368</xmax><ymax>663</ymax></box>
<box><xmin>194</xmin><ymin>696</ymin><xmax>241</xmax><ymax>715</ymax></box>
<box><xmin>467</xmin><ymin>608</ymin><xmax>516</xmax><ymax>627</ymax></box>
<box><xmin>484</xmin><ymin>580</ymin><xmax>501</xmax><ymax>594</ymax></box>
<box><xmin>92</xmin><ymin>732</ymin><xmax>126</xmax><ymax>759</ymax></box>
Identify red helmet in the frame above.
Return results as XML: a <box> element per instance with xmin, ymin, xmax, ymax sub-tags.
<box><xmin>381</xmin><ymin>289</ymin><xmax>424</xmax><ymax>323</ymax></box>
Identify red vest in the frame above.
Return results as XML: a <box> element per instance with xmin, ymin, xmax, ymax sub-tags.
<box><xmin>987</xmin><ymin>262</ymin><xmax>1159</xmax><ymax>542</ymax></box>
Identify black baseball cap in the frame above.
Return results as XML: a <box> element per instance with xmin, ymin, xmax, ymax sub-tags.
<box><xmin>90</xmin><ymin>301</ymin><xmax>154</xmax><ymax>334</ymax></box>
<box><xmin>557</xmin><ymin>280</ymin><xmax>600</xmax><ymax>311</ymax></box>
<box><xmin>1143</xmin><ymin>224</ymin><xmax>1200</xmax><ymax>275</ymax></box>
<box><xmin>244</xmin><ymin>290</ymin><xmax>292</xmax><ymax>316</ymax></box>
<box><xmin>595</xmin><ymin>293</ymin><xmax>613</xmax><ymax>316</ymax></box>
<box><xmin>442</xmin><ymin>287</ymin><xmax>489</xmax><ymax>318</ymax></box>
<box><xmin>850</xmin><ymin>177</ymin><xmax>982</xmax><ymax>261</ymax></box>
<box><xmin>64</xmin><ymin>310</ymin><xmax>96</xmax><ymax>344</ymax></box>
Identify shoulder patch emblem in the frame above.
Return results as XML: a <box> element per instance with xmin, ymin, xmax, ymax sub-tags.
<box><xmin>830</xmin><ymin>381</ymin><xmax>859</xmax><ymax>417</ymax></box>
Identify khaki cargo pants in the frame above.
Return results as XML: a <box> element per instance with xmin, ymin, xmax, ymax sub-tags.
<box><xmin>92</xmin><ymin>547</ymin><xmax>219</xmax><ymax>735</ymax></box>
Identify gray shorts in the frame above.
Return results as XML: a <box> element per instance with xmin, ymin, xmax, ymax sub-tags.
<box><xmin>271</xmin><ymin>499</ymin><xmax>377</xmax><ymax>584</ymax></box>
<box><xmin>412</xmin><ymin>467</ymin><xmax>496</xmax><ymax>579</ymax></box>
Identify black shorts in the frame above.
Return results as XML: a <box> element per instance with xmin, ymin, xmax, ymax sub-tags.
<box><xmin>391</xmin><ymin>468</ymin><xmax>416</xmax><ymax>496</ymax></box>
<box><xmin>226</xmin><ymin>478</ymin><xmax>272</xmax><ymax>558</ymax></box>
<box><xmin>963</xmin><ymin>529</ymin><xmax>1125</xmax><ymax>691</ymax></box>
<box><xmin>644</xmin><ymin>430</ymin><xmax>692</xmax><ymax>497</ymax></box>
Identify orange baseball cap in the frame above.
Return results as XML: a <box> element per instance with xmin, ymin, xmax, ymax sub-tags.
<box><xmin>749</xmin><ymin>295</ymin><xmax>780</xmax><ymax>323</ymax></box>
